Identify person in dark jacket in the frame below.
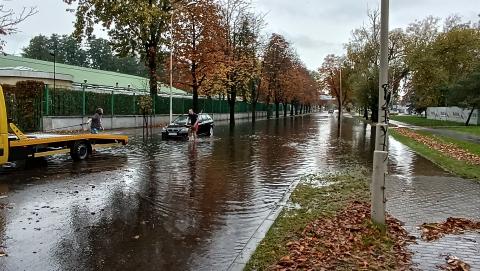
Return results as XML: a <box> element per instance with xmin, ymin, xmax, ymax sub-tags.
<box><xmin>188</xmin><ymin>109</ymin><xmax>198</xmax><ymax>140</ymax></box>
<box><xmin>88</xmin><ymin>108</ymin><xmax>104</xmax><ymax>134</ymax></box>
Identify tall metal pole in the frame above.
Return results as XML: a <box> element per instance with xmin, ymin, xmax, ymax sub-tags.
<box><xmin>82</xmin><ymin>80</ymin><xmax>87</xmax><ymax>117</ymax></box>
<box><xmin>371</xmin><ymin>0</ymin><xmax>389</xmax><ymax>225</ymax></box>
<box><xmin>339</xmin><ymin>67</ymin><xmax>342</xmax><ymax>116</ymax></box>
<box><xmin>169</xmin><ymin>11</ymin><xmax>174</xmax><ymax>124</ymax></box>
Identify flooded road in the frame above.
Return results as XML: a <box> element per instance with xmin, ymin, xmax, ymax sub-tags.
<box><xmin>0</xmin><ymin>113</ymin><xmax>446</xmax><ymax>271</ymax></box>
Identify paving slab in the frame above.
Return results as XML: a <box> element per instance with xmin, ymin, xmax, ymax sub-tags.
<box><xmin>387</xmin><ymin>175</ymin><xmax>480</xmax><ymax>270</ymax></box>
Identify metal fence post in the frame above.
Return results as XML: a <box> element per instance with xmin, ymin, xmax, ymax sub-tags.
<box><xmin>133</xmin><ymin>92</ymin><xmax>136</xmax><ymax>115</ymax></box>
<box><xmin>111</xmin><ymin>90</ymin><xmax>114</xmax><ymax>116</ymax></box>
<box><xmin>44</xmin><ymin>84</ymin><xmax>50</xmax><ymax>116</ymax></box>
<box><xmin>111</xmin><ymin>90</ymin><xmax>114</xmax><ymax>129</ymax></box>
<box><xmin>82</xmin><ymin>81</ymin><xmax>86</xmax><ymax>117</ymax></box>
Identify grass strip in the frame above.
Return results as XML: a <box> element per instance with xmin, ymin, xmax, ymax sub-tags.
<box><xmin>445</xmin><ymin>126</ymin><xmax>480</xmax><ymax>137</ymax></box>
<box><xmin>417</xmin><ymin>130</ymin><xmax>480</xmax><ymax>157</ymax></box>
<box><xmin>390</xmin><ymin>115</ymin><xmax>466</xmax><ymax>127</ymax></box>
<box><xmin>390</xmin><ymin>129</ymin><xmax>480</xmax><ymax>180</ymax></box>
<box><xmin>245</xmin><ymin>169</ymin><xmax>413</xmax><ymax>270</ymax></box>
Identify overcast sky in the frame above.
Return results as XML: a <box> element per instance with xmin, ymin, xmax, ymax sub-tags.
<box><xmin>3</xmin><ymin>0</ymin><xmax>479</xmax><ymax>70</ymax></box>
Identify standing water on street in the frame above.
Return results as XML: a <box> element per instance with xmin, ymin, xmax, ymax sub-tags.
<box><xmin>0</xmin><ymin>114</ymin><xmax>445</xmax><ymax>270</ymax></box>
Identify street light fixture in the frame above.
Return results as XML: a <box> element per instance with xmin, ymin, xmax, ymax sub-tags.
<box><xmin>170</xmin><ymin>1</ymin><xmax>196</xmax><ymax>123</ymax></box>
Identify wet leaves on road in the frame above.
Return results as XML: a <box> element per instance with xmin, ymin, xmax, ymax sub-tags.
<box><xmin>272</xmin><ymin>201</ymin><xmax>415</xmax><ymax>270</ymax></box>
<box><xmin>394</xmin><ymin>128</ymin><xmax>480</xmax><ymax>165</ymax></box>
<box><xmin>439</xmin><ymin>255</ymin><xmax>471</xmax><ymax>271</ymax></box>
<box><xmin>420</xmin><ymin>217</ymin><xmax>480</xmax><ymax>241</ymax></box>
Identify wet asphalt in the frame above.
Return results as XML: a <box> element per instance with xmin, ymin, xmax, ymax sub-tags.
<box><xmin>0</xmin><ymin>113</ymin><xmax>447</xmax><ymax>271</ymax></box>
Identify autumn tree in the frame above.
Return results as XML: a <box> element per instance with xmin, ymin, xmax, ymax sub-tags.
<box><xmin>344</xmin><ymin>9</ymin><xmax>407</xmax><ymax>121</ymax></box>
<box><xmin>0</xmin><ymin>2</ymin><xmax>37</xmax><ymax>50</ymax></box>
<box><xmin>403</xmin><ymin>16</ymin><xmax>443</xmax><ymax>113</ymax></box>
<box><xmin>170</xmin><ymin>0</ymin><xmax>224</xmax><ymax>112</ymax></box>
<box><xmin>318</xmin><ymin>54</ymin><xmax>350</xmax><ymax>115</ymax></box>
<box><xmin>64</xmin><ymin>0</ymin><xmax>176</xmax><ymax>97</ymax></box>
<box><xmin>216</xmin><ymin>0</ymin><xmax>262</xmax><ymax>126</ymax></box>
<box><xmin>262</xmin><ymin>33</ymin><xmax>294</xmax><ymax>118</ymax></box>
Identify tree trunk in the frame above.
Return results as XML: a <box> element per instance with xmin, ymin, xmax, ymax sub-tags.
<box><xmin>294</xmin><ymin>104</ymin><xmax>298</xmax><ymax>115</ymax></box>
<box><xmin>275</xmin><ymin>102</ymin><xmax>280</xmax><ymax>118</ymax></box>
<box><xmin>147</xmin><ymin>45</ymin><xmax>158</xmax><ymax>96</ymax></box>
<box><xmin>251</xmin><ymin>101</ymin><xmax>257</xmax><ymax>123</ymax></box>
<box><xmin>363</xmin><ymin>107</ymin><xmax>368</xmax><ymax>120</ymax></box>
<box><xmin>283</xmin><ymin>102</ymin><xmax>288</xmax><ymax>117</ymax></box>
<box><xmin>228</xmin><ymin>86</ymin><xmax>236</xmax><ymax>126</ymax></box>
<box><xmin>192</xmin><ymin>85</ymin><xmax>199</xmax><ymax>113</ymax></box>
<box><xmin>465</xmin><ymin>105</ymin><xmax>475</xmax><ymax>126</ymax></box>
<box><xmin>290</xmin><ymin>102</ymin><xmax>294</xmax><ymax>116</ymax></box>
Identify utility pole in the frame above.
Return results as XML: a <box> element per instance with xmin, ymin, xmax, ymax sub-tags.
<box><xmin>339</xmin><ymin>66</ymin><xmax>342</xmax><ymax>116</ymax></box>
<box><xmin>372</xmin><ymin>0</ymin><xmax>389</xmax><ymax>225</ymax></box>
<box><xmin>169</xmin><ymin>11</ymin><xmax>174</xmax><ymax>124</ymax></box>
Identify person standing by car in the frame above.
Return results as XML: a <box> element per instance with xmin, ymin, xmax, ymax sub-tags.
<box><xmin>188</xmin><ymin>109</ymin><xmax>199</xmax><ymax>140</ymax></box>
<box><xmin>87</xmin><ymin>108</ymin><xmax>104</xmax><ymax>134</ymax></box>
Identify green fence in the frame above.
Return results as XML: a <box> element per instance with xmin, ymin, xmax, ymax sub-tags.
<box><xmin>45</xmin><ymin>87</ymin><xmax>284</xmax><ymax>116</ymax></box>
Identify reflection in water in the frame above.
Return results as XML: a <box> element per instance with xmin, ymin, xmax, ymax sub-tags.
<box><xmin>0</xmin><ymin>114</ymin><xmax>447</xmax><ymax>271</ymax></box>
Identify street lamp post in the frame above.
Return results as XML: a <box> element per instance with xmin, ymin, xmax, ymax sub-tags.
<box><xmin>339</xmin><ymin>66</ymin><xmax>342</xmax><ymax>116</ymax></box>
<box><xmin>169</xmin><ymin>12</ymin><xmax>174</xmax><ymax>124</ymax></box>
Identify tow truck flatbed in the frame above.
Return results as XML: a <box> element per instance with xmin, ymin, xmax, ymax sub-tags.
<box><xmin>0</xmin><ymin>86</ymin><xmax>128</xmax><ymax>165</ymax></box>
<box><xmin>8</xmin><ymin>133</ymin><xmax>128</xmax><ymax>161</ymax></box>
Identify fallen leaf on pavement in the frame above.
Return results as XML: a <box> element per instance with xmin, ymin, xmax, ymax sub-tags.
<box><xmin>439</xmin><ymin>255</ymin><xmax>471</xmax><ymax>271</ymax></box>
<box><xmin>420</xmin><ymin>217</ymin><xmax>480</xmax><ymax>241</ymax></box>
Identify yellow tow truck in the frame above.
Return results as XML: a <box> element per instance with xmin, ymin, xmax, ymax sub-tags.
<box><xmin>0</xmin><ymin>86</ymin><xmax>128</xmax><ymax>165</ymax></box>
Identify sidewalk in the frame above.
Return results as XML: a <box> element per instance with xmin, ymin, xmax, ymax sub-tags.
<box><xmin>386</xmin><ymin>175</ymin><xmax>480</xmax><ymax>270</ymax></box>
<box><xmin>390</xmin><ymin>119</ymin><xmax>480</xmax><ymax>144</ymax></box>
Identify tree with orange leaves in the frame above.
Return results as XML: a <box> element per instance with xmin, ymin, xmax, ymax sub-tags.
<box><xmin>318</xmin><ymin>54</ymin><xmax>351</xmax><ymax>114</ymax></box>
<box><xmin>262</xmin><ymin>33</ymin><xmax>295</xmax><ymax>118</ymax></box>
<box><xmin>170</xmin><ymin>0</ymin><xmax>224</xmax><ymax>113</ymax></box>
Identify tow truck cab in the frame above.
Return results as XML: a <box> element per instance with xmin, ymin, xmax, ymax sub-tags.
<box><xmin>0</xmin><ymin>86</ymin><xmax>128</xmax><ymax>165</ymax></box>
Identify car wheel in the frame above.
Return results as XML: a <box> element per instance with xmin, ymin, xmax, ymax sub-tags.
<box><xmin>71</xmin><ymin>141</ymin><xmax>90</xmax><ymax>161</ymax></box>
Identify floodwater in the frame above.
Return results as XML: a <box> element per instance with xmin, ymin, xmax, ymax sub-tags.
<box><xmin>0</xmin><ymin>113</ymin><xmax>446</xmax><ymax>271</ymax></box>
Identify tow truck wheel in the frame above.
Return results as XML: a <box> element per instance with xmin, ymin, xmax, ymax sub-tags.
<box><xmin>71</xmin><ymin>141</ymin><xmax>90</xmax><ymax>161</ymax></box>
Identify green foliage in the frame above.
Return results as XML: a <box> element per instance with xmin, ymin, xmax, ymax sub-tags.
<box><xmin>138</xmin><ymin>95</ymin><xmax>153</xmax><ymax>115</ymax></box>
<box><xmin>344</xmin><ymin>10</ymin><xmax>407</xmax><ymax>122</ymax></box>
<box><xmin>22</xmin><ymin>34</ymin><xmax>147</xmax><ymax>77</ymax></box>
<box><xmin>447</xmin><ymin>67</ymin><xmax>480</xmax><ymax>108</ymax></box>
<box><xmin>405</xmin><ymin>18</ymin><xmax>480</xmax><ymax>112</ymax></box>
<box><xmin>2</xmin><ymin>81</ymin><xmax>43</xmax><ymax>131</ymax></box>
<box><xmin>46</xmin><ymin>90</ymin><xmax>271</xmax><ymax>116</ymax></box>
<box><xmin>64</xmin><ymin>0</ymin><xmax>174</xmax><ymax>95</ymax></box>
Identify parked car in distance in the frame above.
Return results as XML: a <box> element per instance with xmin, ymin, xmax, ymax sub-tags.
<box><xmin>328</xmin><ymin>109</ymin><xmax>334</xmax><ymax>114</ymax></box>
<box><xmin>161</xmin><ymin>113</ymin><xmax>214</xmax><ymax>140</ymax></box>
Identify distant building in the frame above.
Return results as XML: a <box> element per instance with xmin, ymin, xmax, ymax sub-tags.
<box><xmin>0</xmin><ymin>54</ymin><xmax>187</xmax><ymax>96</ymax></box>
